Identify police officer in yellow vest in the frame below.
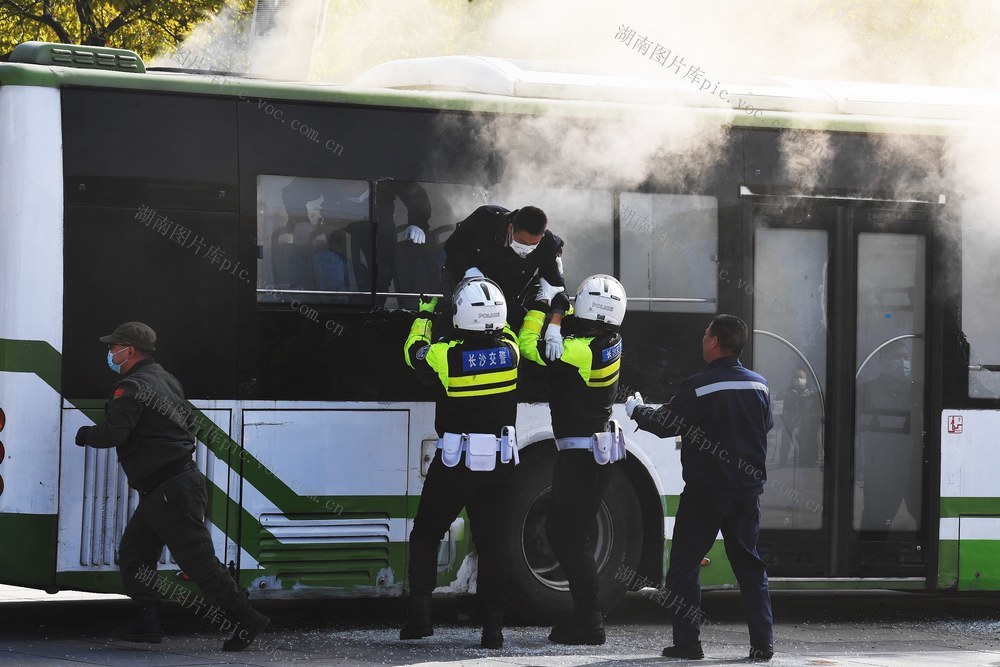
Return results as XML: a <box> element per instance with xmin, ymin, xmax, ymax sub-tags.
<box><xmin>401</xmin><ymin>277</ymin><xmax>520</xmax><ymax>649</ymax></box>
<box><xmin>519</xmin><ymin>274</ymin><xmax>627</xmax><ymax>645</ymax></box>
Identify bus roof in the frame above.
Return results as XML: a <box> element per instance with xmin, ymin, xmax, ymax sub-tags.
<box><xmin>1</xmin><ymin>44</ymin><xmax>997</xmax><ymax>136</ymax></box>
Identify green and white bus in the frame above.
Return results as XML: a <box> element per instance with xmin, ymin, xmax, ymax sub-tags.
<box><xmin>1</xmin><ymin>41</ymin><xmax>999</xmax><ymax>620</ymax></box>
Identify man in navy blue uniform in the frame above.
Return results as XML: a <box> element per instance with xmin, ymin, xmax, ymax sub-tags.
<box><xmin>625</xmin><ymin>314</ymin><xmax>774</xmax><ymax>662</ymax></box>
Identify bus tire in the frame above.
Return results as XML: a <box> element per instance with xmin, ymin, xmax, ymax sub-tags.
<box><xmin>502</xmin><ymin>445</ymin><xmax>643</xmax><ymax>624</ymax></box>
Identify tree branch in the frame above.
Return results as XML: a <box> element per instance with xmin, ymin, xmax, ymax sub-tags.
<box><xmin>104</xmin><ymin>0</ymin><xmax>155</xmax><ymax>38</ymax></box>
<box><xmin>73</xmin><ymin>0</ymin><xmax>97</xmax><ymax>43</ymax></box>
<box><xmin>0</xmin><ymin>0</ymin><xmax>75</xmax><ymax>43</ymax></box>
<box><xmin>136</xmin><ymin>13</ymin><xmax>184</xmax><ymax>44</ymax></box>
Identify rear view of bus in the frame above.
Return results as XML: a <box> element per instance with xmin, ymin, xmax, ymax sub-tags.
<box><xmin>0</xmin><ymin>43</ymin><xmax>66</xmax><ymax>590</ymax></box>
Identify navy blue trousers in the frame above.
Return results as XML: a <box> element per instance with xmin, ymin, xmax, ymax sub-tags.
<box><xmin>665</xmin><ymin>488</ymin><xmax>773</xmax><ymax>648</ymax></box>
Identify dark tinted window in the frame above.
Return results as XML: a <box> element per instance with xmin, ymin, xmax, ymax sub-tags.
<box><xmin>62</xmin><ymin>90</ymin><xmax>239</xmax><ymax>399</ymax></box>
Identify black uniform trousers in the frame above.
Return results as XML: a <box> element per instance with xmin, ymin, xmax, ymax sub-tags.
<box><xmin>665</xmin><ymin>487</ymin><xmax>773</xmax><ymax>648</ymax></box>
<box><xmin>119</xmin><ymin>462</ymin><xmax>247</xmax><ymax>614</ymax></box>
<box><xmin>408</xmin><ymin>450</ymin><xmax>514</xmax><ymax>609</ymax></box>
<box><xmin>545</xmin><ymin>450</ymin><xmax>612</xmax><ymax>617</ymax></box>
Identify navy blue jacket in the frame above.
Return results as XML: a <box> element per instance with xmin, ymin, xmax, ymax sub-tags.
<box><xmin>633</xmin><ymin>356</ymin><xmax>773</xmax><ymax>496</ymax></box>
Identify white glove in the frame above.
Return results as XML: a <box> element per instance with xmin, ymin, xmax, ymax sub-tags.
<box><xmin>347</xmin><ymin>189</ymin><xmax>370</xmax><ymax>204</ymax></box>
<box><xmin>544</xmin><ymin>323</ymin><xmax>563</xmax><ymax>361</ymax></box>
<box><xmin>624</xmin><ymin>392</ymin><xmax>645</xmax><ymax>419</ymax></box>
<box><xmin>403</xmin><ymin>225</ymin><xmax>426</xmax><ymax>244</ymax></box>
<box><xmin>464</xmin><ymin>267</ymin><xmax>485</xmax><ymax>279</ymax></box>
<box><xmin>536</xmin><ymin>277</ymin><xmax>565</xmax><ymax>303</ymax></box>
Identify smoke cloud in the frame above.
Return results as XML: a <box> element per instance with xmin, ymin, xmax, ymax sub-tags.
<box><xmin>155</xmin><ymin>0</ymin><xmax>1000</xmax><ymax>314</ymax></box>
<box><xmin>154</xmin><ymin>1</ymin><xmax>1000</xmax><ymax>88</ymax></box>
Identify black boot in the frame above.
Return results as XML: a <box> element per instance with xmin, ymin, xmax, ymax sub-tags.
<box><xmin>480</xmin><ymin>605</ymin><xmax>504</xmax><ymax>650</ymax></box>
<box><xmin>548</xmin><ymin>610</ymin><xmax>606</xmax><ymax>645</ymax></box>
<box><xmin>662</xmin><ymin>640</ymin><xmax>705</xmax><ymax>659</ymax></box>
<box><xmin>399</xmin><ymin>594</ymin><xmax>433</xmax><ymax>640</ymax></box>
<box><xmin>222</xmin><ymin>601</ymin><xmax>270</xmax><ymax>652</ymax></box>
<box><xmin>111</xmin><ymin>604</ymin><xmax>163</xmax><ymax>643</ymax></box>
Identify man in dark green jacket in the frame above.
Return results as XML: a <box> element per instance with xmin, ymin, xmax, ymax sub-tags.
<box><xmin>76</xmin><ymin>321</ymin><xmax>268</xmax><ymax>651</ymax></box>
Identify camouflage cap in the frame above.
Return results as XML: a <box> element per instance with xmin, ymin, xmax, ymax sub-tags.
<box><xmin>99</xmin><ymin>322</ymin><xmax>157</xmax><ymax>352</ymax></box>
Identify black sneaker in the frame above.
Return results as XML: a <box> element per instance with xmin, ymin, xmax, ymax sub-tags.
<box><xmin>749</xmin><ymin>644</ymin><xmax>774</xmax><ymax>661</ymax></box>
<box><xmin>110</xmin><ymin>604</ymin><xmax>163</xmax><ymax>643</ymax></box>
<box><xmin>662</xmin><ymin>640</ymin><xmax>704</xmax><ymax>659</ymax></box>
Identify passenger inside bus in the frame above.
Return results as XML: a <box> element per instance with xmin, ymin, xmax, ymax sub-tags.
<box><xmin>777</xmin><ymin>368</ymin><xmax>822</xmax><ymax>467</ymax></box>
<box><xmin>271</xmin><ymin>178</ymin><xmax>436</xmax><ymax>302</ymax></box>
<box><xmin>858</xmin><ymin>342</ymin><xmax>921</xmax><ymax>531</ymax></box>
<box><xmin>272</xmin><ymin>178</ymin><xmax>371</xmax><ymax>297</ymax></box>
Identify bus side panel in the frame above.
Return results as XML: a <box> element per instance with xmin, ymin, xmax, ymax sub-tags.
<box><xmin>238</xmin><ymin>406</ymin><xmax>414</xmax><ymax>596</ymax></box>
<box><xmin>940</xmin><ymin>409</ymin><xmax>1000</xmax><ymax>590</ymax></box>
<box><xmin>0</xmin><ymin>85</ymin><xmax>64</xmax><ymax>587</ymax></box>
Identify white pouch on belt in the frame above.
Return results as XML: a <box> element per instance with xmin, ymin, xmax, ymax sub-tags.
<box><xmin>500</xmin><ymin>426</ymin><xmax>519</xmax><ymax>466</ymax></box>
<box><xmin>610</xmin><ymin>419</ymin><xmax>626</xmax><ymax>463</ymax></box>
<box><xmin>465</xmin><ymin>433</ymin><xmax>497</xmax><ymax>472</ymax></box>
<box><xmin>593</xmin><ymin>431</ymin><xmax>613</xmax><ymax>465</ymax></box>
<box><xmin>441</xmin><ymin>432</ymin><xmax>464</xmax><ymax>468</ymax></box>
<box><xmin>593</xmin><ymin>420</ymin><xmax>626</xmax><ymax>465</ymax></box>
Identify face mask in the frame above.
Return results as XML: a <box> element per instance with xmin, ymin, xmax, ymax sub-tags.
<box><xmin>509</xmin><ymin>239</ymin><xmax>537</xmax><ymax>258</ymax></box>
<box><xmin>107</xmin><ymin>347</ymin><xmax>128</xmax><ymax>374</ymax></box>
<box><xmin>888</xmin><ymin>358</ymin><xmax>911</xmax><ymax>378</ymax></box>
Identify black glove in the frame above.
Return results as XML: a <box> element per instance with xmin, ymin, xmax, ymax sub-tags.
<box><xmin>551</xmin><ymin>291</ymin><xmax>571</xmax><ymax>314</ymax></box>
<box><xmin>75</xmin><ymin>426</ymin><xmax>89</xmax><ymax>447</ymax></box>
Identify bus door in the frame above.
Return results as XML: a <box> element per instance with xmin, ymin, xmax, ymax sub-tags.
<box><xmin>747</xmin><ymin>197</ymin><xmax>936</xmax><ymax>580</ymax></box>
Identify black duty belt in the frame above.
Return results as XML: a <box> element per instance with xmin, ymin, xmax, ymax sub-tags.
<box><xmin>137</xmin><ymin>457</ymin><xmax>194</xmax><ymax>495</ymax></box>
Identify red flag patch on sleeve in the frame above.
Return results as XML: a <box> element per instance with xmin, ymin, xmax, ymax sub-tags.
<box><xmin>113</xmin><ymin>388</ymin><xmax>126</xmax><ymax>399</ymax></box>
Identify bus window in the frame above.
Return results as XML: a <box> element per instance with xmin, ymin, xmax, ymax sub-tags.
<box><xmin>491</xmin><ymin>184</ymin><xmax>614</xmax><ymax>293</ymax></box>
<box><xmin>962</xmin><ymin>195</ymin><xmax>1000</xmax><ymax>399</ymax></box>
<box><xmin>256</xmin><ymin>175</ymin><xmax>371</xmax><ymax>306</ymax></box>
<box><xmin>377</xmin><ymin>180</ymin><xmax>487</xmax><ymax>308</ymax></box>
<box><xmin>619</xmin><ymin>194</ymin><xmax>718</xmax><ymax>314</ymax></box>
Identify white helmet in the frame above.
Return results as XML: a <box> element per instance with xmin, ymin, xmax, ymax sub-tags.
<box><xmin>453</xmin><ymin>277</ymin><xmax>507</xmax><ymax>332</ymax></box>
<box><xmin>574</xmin><ymin>274</ymin><xmax>627</xmax><ymax>327</ymax></box>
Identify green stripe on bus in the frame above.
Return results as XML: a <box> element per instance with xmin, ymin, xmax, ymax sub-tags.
<box><xmin>0</xmin><ymin>514</ymin><xmax>57</xmax><ymax>588</ymax></box>
<box><xmin>0</xmin><ymin>338</ymin><xmax>62</xmax><ymax>393</ymax></box>
<box><xmin>940</xmin><ymin>497</ymin><xmax>1000</xmax><ymax>517</ymax></box>
<box><xmin>665</xmin><ymin>495</ymin><xmax>679</xmax><ymax>517</ymax></box>
<box><xmin>54</xmin><ymin>571</ymin><xmax>128</xmax><ymax>594</ymax></box>
<box><xmin>206</xmin><ymin>476</ymin><xmax>272</xmax><ymax>560</ymax></box>
<box><xmin>938</xmin><ymin>540</ymin><xmax>959</xmax><ymax>589</ymax></box>
<box><xmin>955</xmin><ymin>539</ymin><xmax>1000</xmax><ymax>591</ymax></box>
<box><xmin>254</xmin><ymin>542</ymin><xmax>406</xmax><ymax>591</ymax></box>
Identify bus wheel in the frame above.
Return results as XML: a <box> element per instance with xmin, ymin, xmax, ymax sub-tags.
<box><xmin>502</xmin><ymin>445</ymin><xmax>643</xmax><ymax>624</ymax></box>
